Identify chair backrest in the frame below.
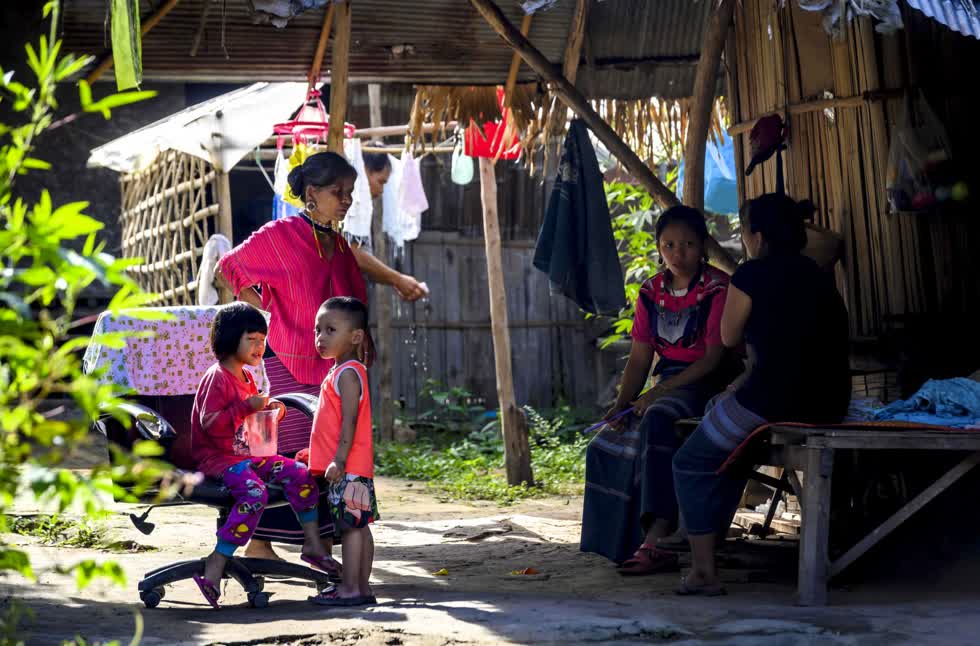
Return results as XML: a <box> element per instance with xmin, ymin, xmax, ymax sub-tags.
<box><xmin>143</xmin><ymin>395</ymin><xmax>197</xmax><ymax>470</ymax></box>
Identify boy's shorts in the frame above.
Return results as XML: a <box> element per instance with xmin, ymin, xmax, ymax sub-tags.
<box><xmin>328</xmin><ymin>474</ymin><xmax>380</xmax><ymax>531</ymax></box>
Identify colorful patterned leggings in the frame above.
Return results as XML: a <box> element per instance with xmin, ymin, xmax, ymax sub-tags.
<box><xmin>215</xmin><ymin>457</ymin><xmax>319</xmax><ymax>556</ymax></box>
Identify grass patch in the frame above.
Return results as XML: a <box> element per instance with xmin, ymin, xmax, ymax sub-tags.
<box><xmin>6</xmin><ymin>515</ymin><xmax>155</xmax><ymax>552</ymax></box>
<box><xmin>377</xmin><ymin>392</ymin><xmax>592</xmax><ymax>504</ymax></box>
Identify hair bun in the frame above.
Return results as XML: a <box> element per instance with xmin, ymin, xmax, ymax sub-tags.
<box><xmin>286</xmin><ymin>164</ymin><xmax>305</xmax><ymax>199</ymax></box>
<box><xmin>796</xmin><ymin>199</ymin><xmax>816</xmax><ymax>222</ymax></box>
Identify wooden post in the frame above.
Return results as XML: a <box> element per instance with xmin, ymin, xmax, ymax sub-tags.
<box><xmin>215</xmin><ymin>169</ymin><xmax>234</xmax><ymax>304</ymax></box>
<box><xmin>467</xmin><ymin>0</ymin><xmax>737</xmax><ymax>273</ymax></box>
<box><xmin>368</xmin><ymin>83</ymin><xmax>395</xmax><ymax>442</ymax></box>
<box><xmin>798</xmin><ymin>448</ymin><xmax>834</xmax><ymax>606</ymax></box>
<box><xmin>327</xmin><ymin>1</ymin><xmax>352</xmax><ymax>153</ymax></box>
<box><xmin>85</xmin><ymin>0</ymin><xmax>182</xmax><ymax>84</ymax></box>
<box><xmin>479</xmin><ymin>157</ymin><xmax>533</xmax><ymax>486</ymax></box>
<box><xmin>682</xmin><ymin>0</ymin><xmax>735</xmax><ymax>210</ymax></box>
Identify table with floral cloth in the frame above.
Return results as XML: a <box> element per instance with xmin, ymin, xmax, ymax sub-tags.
<box><xmin>82</xmin><ymin>306</ymin><xmax>269</xmax><ymax>396</ymax></box>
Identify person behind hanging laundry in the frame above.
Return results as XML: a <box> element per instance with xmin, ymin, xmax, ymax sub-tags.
<box><xmin>301</xmin><ymin>296</ymin><xmax>381</xmax><ymax>607</ymax></box>
<box><xmin>580</xmin><ymin>206</ymin><xmax>742</xmax><ymax>571</ymax></box>
<box><xmin>533</xmin><ymin>119</ymin><xmax>627</xmax><ymax>316</ymax></box>
<box><xmin>189</xmin><ymin>302</ymin><xmax>333</xmax><ymax>609</ymax></box>
<box><xmin>673</xmin><ymin>193</ymin><xmax>850</xmax><ymax>596</ymax></box>
<box><xmin>213</xmin><ymin>151</ymin><xmax>414</xmax><ymax>565</ymax></box>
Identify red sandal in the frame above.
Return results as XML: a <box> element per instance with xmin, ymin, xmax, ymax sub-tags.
<box><xmin>617</xmin><ymin>544</ymin><xmax>680</xmax><ymax>576</ymax></box>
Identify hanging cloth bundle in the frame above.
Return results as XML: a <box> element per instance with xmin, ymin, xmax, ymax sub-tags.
<box><xmin>111</xmin><ymin>0</ymin><xmax>142</xmax><ymax>90</ymax></box>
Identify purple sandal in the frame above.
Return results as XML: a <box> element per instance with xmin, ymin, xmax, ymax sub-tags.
<box><xmin>192</xmin><ymin>574</ymin><xmax>221</xmax><ymax>609</ymax></box>
<box><xmin>301</xmin><ymin>553</ymin><xmax>343</xmax><ymax>578</ymax></box>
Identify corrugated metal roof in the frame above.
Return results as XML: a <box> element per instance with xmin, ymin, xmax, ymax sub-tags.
<box><xmin>61</xmin><ymin>0</ymin><xmax>714</xmax><ymax>99</ymax></box>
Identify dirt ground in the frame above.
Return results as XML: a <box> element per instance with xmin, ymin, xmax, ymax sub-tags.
<box><xmin>6</xmin><ymin>442</ymin><xmax>980</xmax><ymax>645</ymax></box>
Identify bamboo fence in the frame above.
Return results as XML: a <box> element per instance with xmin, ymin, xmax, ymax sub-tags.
<box><xmin>119</xmin><ymin>150</ymin><xmax>220</xmax><ymax>305</ymax></box>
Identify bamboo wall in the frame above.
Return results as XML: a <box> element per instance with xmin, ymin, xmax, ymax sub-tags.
<box><xmin>728</xmin><ymin>2</ymin><xmax>980</xmax><ymax>343</ymax></box>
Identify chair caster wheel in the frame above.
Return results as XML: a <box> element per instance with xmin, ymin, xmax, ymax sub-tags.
<box><xmin>140</xmin><ymin>588</ymin><xmax>163</xmax><ymax>609</ymax></box>
<box><xmin>252</xmin><ymin>576</ymin><xmax>265</xmax><ymax>592</ymax></box>
<box><xmin>248</xmin><ymin>591</ymin><xmax>270</xmax><ymax>608</ymax></box>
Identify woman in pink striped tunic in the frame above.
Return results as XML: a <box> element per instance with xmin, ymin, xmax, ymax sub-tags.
<box><xmin>216</xmin><ymin>151</ymin><xmax>422</xmax><ymax>561</ymax></box>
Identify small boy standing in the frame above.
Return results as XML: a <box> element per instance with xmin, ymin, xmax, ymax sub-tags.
<box><xmin>308</xmin><ymin>296</ymin><xmax>379</xmax><ymax>607</ymax></box>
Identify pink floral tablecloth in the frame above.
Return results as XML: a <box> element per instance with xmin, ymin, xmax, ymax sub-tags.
<box><xmin>83</xmin><ymin>306</ymin><xmax>269</xmax><ymax>396</ymax></box>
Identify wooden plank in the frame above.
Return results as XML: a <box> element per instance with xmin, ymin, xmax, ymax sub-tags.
<box><xmin>479</xmin><ymin>157</ymin><xmax>533</xmax><ymax>486</ymax></box>
<box><xmin>327</xmin><ymin>0</ymin><xmax>351</xmax><ymax>153</ymax></box>
<box><xmin>830</xmin><ymin>451</ymin><xmax>980</xmax><ymax>578</ymax></box>
<box><xmin>797</xmin><ymin>447</ymin><xmax>834</xmax><ymax>606</ymax></box>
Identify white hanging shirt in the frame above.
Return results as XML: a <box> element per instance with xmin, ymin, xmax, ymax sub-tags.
<box><xmin>341</xmin><ymin>138</ymin><xmax>374</xmax><ymax>243</ymax></box>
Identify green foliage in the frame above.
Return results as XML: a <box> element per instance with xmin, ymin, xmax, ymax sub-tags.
<box><xmin>379</xmin><ymin>383</ymin><xmax>589</xmax><ymax>503</ymax></box>
<box><xmin>9</xmin><ymin>515</ymin><xmax>105</xmax><ymax>548</ymax></box>
<box><xmin>602</xmin><ymin>181</ymin><xmax>664</xmax><ymax>349</ymax></box>
<box><xmin>0</xmin><ymin>0</ymin><xmax>168</xmax><ymax>626</ymax></box>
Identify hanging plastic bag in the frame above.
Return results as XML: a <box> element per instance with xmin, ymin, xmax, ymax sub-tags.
<box><xmin>282</xmin><ymin>142</ymin><xmax>315</xmax><ymax>208</ymax></box>
<box><xmin>886</xmin><ymin>92</ymin><xmax>953</xmax><ymax>213</ymax></box>
<box><xmin>451</xmin><ymin>135</ymin><xmax>474</xmax><ymax>185</ymax></box>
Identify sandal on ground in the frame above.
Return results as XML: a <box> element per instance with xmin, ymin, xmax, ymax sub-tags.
<box><xmin>617</xmin><ymin>544</ymin><xmax>680</xmax><ymax>576</ymax></box>
<box><xmin>301</xmin><ymin>553</ymin><xmax>343</xmax><ymax>578</ymax></box>
<box><xmin>308</xmin><ymin>588</ymin><xmax>365</xmax><ymax>607</ymax></box>
<box><xmin>675</xmin><ymin>574</ymin><xmax>727</xmax><ymax>597</ymax></box>
<box><xmin>192</xmin><ymin>574</ymin><xmax>221</xmax><ymax>609</ymax></box>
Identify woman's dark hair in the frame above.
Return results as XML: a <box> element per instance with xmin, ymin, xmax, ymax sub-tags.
<box><xmin>362</xmin><ymin>151</ymin><xmax>392</xmax><ymax>175</ymax></box>
<box><xmin>741</xmin><ymin>193</ymin><xmax>812</xmax><ymax>255</ymax></box>
<box><xmin>322</xmin><ymin>296</ymin><xmax>368</xmax><ymax>331</ymax></box>
<box><xmin>655</xmin><ymin>205</ymin><xmax>710</xmax><ymax>245</ymax></box>
<box><xmin>287</xmin><ymin>151</ymin><xmax>357</xmax><ymax>199</ymax></box>
<box><xmin>211</xmin><ymin>302</ymin><xmax>268</xmax><ymax>360</ymax></box>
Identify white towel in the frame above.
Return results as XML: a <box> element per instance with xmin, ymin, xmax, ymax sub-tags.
<box><xmin>398</xmin><ymin>152</ymin><xmax>427</xmax><ymax>243</ymax></box>
<box><xmin>342</xmin><ymin>138</ymin><xmax>374</xmax><ymax>245</ymax></box>
<box><xmin>197</xmin><ymin>233</ymin><xmax>233</xmax><ymax>306</ymax></box>
<box><xmin>382</xmin><ymin>152</ymin><xmax>428</xmax><ymax>250</ymax></box>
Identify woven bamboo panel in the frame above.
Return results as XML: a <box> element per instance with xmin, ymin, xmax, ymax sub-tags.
<box><xmin>119</xmin><ymin>150</ymin><xmax>219</xmax><ymax>305</ymax></box>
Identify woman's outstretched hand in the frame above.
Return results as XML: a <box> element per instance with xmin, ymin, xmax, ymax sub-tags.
<box><xmin>394</xmin><ymin>273</ymin><xmax>428</xmax><ymax>302</ymax></box>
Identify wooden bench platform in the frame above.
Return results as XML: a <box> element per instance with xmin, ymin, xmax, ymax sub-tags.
<box><xmin>766</xmin><ymin>425</ymin><xmax>980</xmax><ymax>605</ymax></box>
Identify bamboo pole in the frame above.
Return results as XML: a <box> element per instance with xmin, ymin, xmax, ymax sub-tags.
<box><xmin>548</xmin><ymin>0</ymin><xmax>589</xmax><ymax>136</ymax></box>
<box><xmin>479</xmin><ymin>157</ymin><xmax>533</xmax><ymax>486</ymax></box>
<box><xmin>368</xmin><ymin>83</ymin><xmax>396</xmax><ymax>442</ymax></box>
<box><xmin>86</xmin><ymin>0</ymin><xmax>182</xmax><ymax>84</ymax></box>
<box><xmin>504</xmin><ymin>14</ymin><xmax>533</xmax><ymax>105</ymax></box>
<box><xmin>467</xmin><ymin>0</ymin><xmax>737</xmax><ymax>273</ymax></box>
<box><xmin>728</xmin><ymin>88</ymin><xmax>906</xmax><ymax>136</ymax></box>
<box><xmin>309</xmin><ymin>3</ymin><xmax>337</xmax><ymax>87</ymax></box>
<box><xmin>215</xmin><ymin>170</ymin><xmax>234</xmax><ymax>303</ymax></box>
<box><xmin>682</xmin><ymin>0</ymin><xmax>735</xmax><ymax>209</ymax></box>
<box><xmin>327</xmin><ymin>1</ymin><xmax>352</xmax><ymax>153</ymax></box>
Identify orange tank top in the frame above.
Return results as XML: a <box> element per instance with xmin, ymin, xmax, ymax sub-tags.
<box><xmin>310</xmin><ymin>360</ymin><xmax>373</xmax><ymax>478</ymax></box>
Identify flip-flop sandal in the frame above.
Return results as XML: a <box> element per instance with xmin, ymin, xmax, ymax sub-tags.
<box><xmin>675</xmin><ymin>575</ymin><xmax>727</xmax><ymax>597</ymax></box>
<box><xmin>301</xmin><ymin>554</ymin><xmax>343</xmax><ymax>578</ymax></box>
<box><xmin>308</xmin><ymin>588</ymin><xmax>363</xmax><ymax>607</ymax></box>
<box><xmin>618</xmin><ymin>545</ymin><xmax>680</xmax><ymax>576</ymax></box>
<box><xmin>192</xmin><ymin>574</ymin><xmax>221</xmax><ymax>609</ymax></box>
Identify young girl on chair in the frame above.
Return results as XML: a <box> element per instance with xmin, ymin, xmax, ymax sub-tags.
<box><xmin>190</xmin><ymin>302</ymin><xmax>335</xmax><ymax>608</ymax></box>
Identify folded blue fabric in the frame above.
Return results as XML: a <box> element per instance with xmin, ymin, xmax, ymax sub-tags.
<box><xmin>873</xmin><ymin>378</ymin><xmax>980</xmax><ymax>428</ymax></box>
